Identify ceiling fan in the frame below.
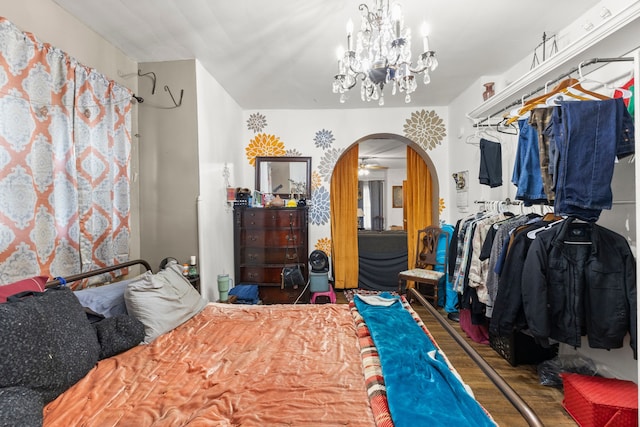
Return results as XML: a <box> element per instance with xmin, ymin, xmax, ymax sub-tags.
<box><xmin>358</xmin><ymin>157</ymin><xmax>388</xmax><ymax>172</ymax></box>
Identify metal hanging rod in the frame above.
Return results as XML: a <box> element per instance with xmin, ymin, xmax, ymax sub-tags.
<box><xmin>477</xmin><ymin>56</ymin><xmax>634</xmax><ymax>125</ymax></box>
<box><xmin>475</xmin><ymin>198</ymin><xmax>523</xmax><ymax>206</ymax></box>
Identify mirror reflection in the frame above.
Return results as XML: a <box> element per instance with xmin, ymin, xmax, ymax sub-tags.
<box><xmin>255</xmin><ymin>156</ymin><xmax>311</xmax><ymax>198</ymax></box>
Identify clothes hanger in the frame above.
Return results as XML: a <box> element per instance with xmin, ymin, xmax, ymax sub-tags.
<box><xmin>526</xmin><ymin>217</ymin><xmax>565</xmax><ymax>239</ymax></box>
<box><xmin>574</xmin><ymin>61</ymin><xmax>632</xmax><ymax>99</ymax></box>
<box><xmin>544</xmin><ymin>64</ymin><xmax>610</xmax><ymax>105</ymax></box>
<box><xmin>495</xmin><ymin>118</ymin><xmax>518</xmax><ymax>135</ymax></box>
<box><xmin>467</xmin><ymin>117</ymin><xmax>501</xmax><ymax>145</ymax></box>
<box><xmin>479</xmin><ymin>126</ymin><xmax>501</xmax><ymax>143</ymax></box>
<box><xmin>506</xmin><ymin>78</ymin><xmax>580</xmax><ymax>125</ymax></box>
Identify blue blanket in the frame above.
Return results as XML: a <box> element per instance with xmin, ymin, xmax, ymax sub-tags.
<box><xmin>354</xmin><ymin>293</ymin><xmax>496</xmax><ymax>427</ymax></box>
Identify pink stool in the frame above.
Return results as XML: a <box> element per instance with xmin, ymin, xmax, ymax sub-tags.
<box><xmin>311</xmin><ymin>286</ymin><xmax>336</xmax><ymax>304</ymax></box>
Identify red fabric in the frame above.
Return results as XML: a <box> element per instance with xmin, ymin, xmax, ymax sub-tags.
<box><xmin>614</xmin><ymin>77</ymin><xmax>634</xmax><ymax>107</ymax></box>
<box><xmin>0</xmin><ymin>276</ymin><xmax>48</xmax><ymax>303</ymax></box>
<box><xmin>459</xmin><ymin>309</ymin><xmax>490</xmax><ymax>344</ymax></box>
<box><xmin>561</xmin><ymin>373</ymin><xmax>638</xmax><ymax>427</ymax></box>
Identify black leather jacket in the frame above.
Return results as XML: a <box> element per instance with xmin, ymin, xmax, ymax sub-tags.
<box><xmin>521</xmin><ymin>218</ymin><xmax>637</xmax><ymax>358</ymax></box>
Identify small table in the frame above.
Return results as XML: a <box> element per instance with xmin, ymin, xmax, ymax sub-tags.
<box><xmin>187</xmin><ymin>275</ymin><xmax>200</xmax><ymax>293</ymax></box>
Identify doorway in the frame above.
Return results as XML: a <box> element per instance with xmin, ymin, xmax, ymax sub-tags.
<box><xmin>330</xmin><ymin>133</ymin><xmax>440</xmax><ymax>289</ymax></box>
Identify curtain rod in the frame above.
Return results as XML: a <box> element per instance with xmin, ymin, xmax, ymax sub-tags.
<box><xmin>477</xmin><ymin>56</ymin><xmax>634</xmax><ymax>125</ymax></box>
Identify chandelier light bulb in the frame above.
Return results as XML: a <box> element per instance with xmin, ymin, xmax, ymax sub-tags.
<box><xmin>420</xmin><ymin>22</ymin><xmax>429</xmax><ymax>52</ymax></box>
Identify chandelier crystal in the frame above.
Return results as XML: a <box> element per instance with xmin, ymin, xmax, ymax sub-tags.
<box><xmin>332</xmin><ymin>0</ymin><xmax>438</xmax><ymax>106</ymax></box>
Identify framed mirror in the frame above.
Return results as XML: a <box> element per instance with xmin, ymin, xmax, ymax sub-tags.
<box><xmin>255</xmin><ymin>156</ymin><xmax>311</xmax><ymax>198</ymax></box>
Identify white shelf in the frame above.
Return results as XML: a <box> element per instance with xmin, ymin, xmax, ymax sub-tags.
<box><xmin>468</xmin><ymin>1</ymin><xmax>640</xmax><ymax>120</ymax></box>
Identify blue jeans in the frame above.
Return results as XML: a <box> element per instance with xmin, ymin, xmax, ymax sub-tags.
<box><xmin>554</xmin><ymin>98</ymin><xmax>635</xmax><ymax>220</ymax></box>
<box><xmin>512</xmin><ymin>119</ymin><xmax>547</xmax><ymax>205</ymax></box>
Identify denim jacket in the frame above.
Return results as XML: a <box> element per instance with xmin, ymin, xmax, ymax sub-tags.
<box><xmin>521</xmin><ymin>218</ymin><xmax>637</xmax><ymax>358</ymax></box>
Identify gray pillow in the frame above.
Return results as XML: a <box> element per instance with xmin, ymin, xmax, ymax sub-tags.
<box><xmin>124</xmin><ymin>262</ymin><xmax>207</xmax><ymax>343</ymax></box>
<box><xmin>74</xmin><ymin>280</ymin><xmax>130</xmax><ymax>318</ymax></box>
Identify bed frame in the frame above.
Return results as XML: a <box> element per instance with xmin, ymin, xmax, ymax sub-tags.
<box><xmin>44</xmin><ymin>259</ymin><xmax>152</xmax><ymax>289</ymax></box>
<box><xmin>409</xmin><ymin>288</ymin><xmax>544</xmax><ymax>427</ymax></box>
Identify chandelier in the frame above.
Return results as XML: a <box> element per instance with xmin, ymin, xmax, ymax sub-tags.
<box><xmin>332</xmin><ymin>0</ymin><xmax>438</xmax><ymax>106</ymax></box>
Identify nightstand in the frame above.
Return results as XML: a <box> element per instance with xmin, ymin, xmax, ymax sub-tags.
<box><xmin>187</xmin><ymin>275</ymin><xmax>200</xmax><ymax>293</ymax></box>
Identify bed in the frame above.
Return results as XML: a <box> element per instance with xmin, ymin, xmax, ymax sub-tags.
<box><xmin>0</xmin><ymin>260</ymin><xmax>541</xmax><ymax>426</ymax></box>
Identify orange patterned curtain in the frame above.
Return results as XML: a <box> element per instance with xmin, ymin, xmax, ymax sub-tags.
<box><xmin>74</xmin><ymin>66</ymin><xmax>132</xmax><ymax>274</ymax></box>
<box><xmin>0</xmin><ymin>17</ymin><xmax>132</xmax><ymax>283</ymax></box>
<box><xmin>405</xmin><ymin>146</ymin><xmax>433</xmax><ymax>273</ymax></box>
<box><xmin>330</xmin><ymin>145</ymin><xmax>359</xmax><ymax>289</ymax></box>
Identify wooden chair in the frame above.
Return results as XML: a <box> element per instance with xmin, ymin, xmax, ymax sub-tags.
<box><xmin>398</xmin><ymin>226</ymin><xmax>449</xmax><ymax>306</ymax></box>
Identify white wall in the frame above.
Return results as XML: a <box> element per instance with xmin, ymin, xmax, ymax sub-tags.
<box><xmin>386</xmin><ymin>168</ymin><xmax>406</xmax><ymax>228</ymax></box>
<box><xmin>195</xmin><ymin>60</ymin><xmax>244</xmax><ymax>302</ymax></box>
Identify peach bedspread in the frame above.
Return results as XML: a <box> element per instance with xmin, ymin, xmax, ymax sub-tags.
<box><xmin>43</xmin><ymin>303</ymin><xmax>375</xmax><ymax>426</ymax></box>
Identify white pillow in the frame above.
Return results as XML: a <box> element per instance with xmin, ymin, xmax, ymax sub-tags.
<box><xmin>124</xmin><ymin>262</ymin><xmax>207</xmax><ymax>343</ymax></box>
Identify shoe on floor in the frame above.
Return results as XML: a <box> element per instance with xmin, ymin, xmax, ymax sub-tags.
<box><xmin>447</xmin><ymin>312</ymin><xmax>460</xmax><ymax>322</ymax></box>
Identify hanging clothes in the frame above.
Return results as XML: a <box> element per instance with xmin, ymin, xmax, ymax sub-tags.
<box><xmin>521</xmin><ymin>217</ymin><xmax>637</xmax><ymax>358</ymax></box>
<box><xmin>488</xmin><ymin>215</ymin><xmax>564</xmax><ymax>337</ymax></box>
<box><xmin>511</xmin><ymin>120</ymin><xmax>547</xmax><ymax>205</ymax></box>
<box><xmin>551</xmin><ymin>97</ymin><xmax>634</xmax><ymax>221</ymax></box>
<box><xmin>478</xmin><ymin>138</ymin><xmax>503</xmax><ymax>188</ymax></box>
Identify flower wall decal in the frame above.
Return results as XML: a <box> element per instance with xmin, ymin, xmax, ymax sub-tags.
<box><xmin>285</xmin><ymin>149</ymin><xmax>303</xmax><ymax>157</ymax></box>
<box><xmin>245</xmin><ymin>133</ymin><xmax>286</xmax><ymax>166</ymax></box>
<box><xmin>246</xmin><ymin>113</ymin><xmax>267</xmax><ymax>133</ymax></box>
<box><xmin>309</xmin><ymin>186</ymin><xmax>330</xmax><ymax>225</ymax></box>
<box><xmin>439</xmin><ymin>197</ymin><xmax>445</xmax><ymax>214</ymax></box>
<box><xmin>311</xmin><ymin>171</ymin><xmax>322</xmax><ymax>191</ymax></box>
<box><xmin>314</xmin><ymin>238</ymin><xmax>332</xmax><ymax>257</ymax></box>
<box><xmin>314</xmin><ymin>129</ymin><xmax>335</xmax><ymax>150</ymax></box>
<box><xmin>317</xmin><ymin>147</ymin><xmax>344</xmax><ymax>182</ymax></box>
<box><xmin>403</xmin><ymin>109</ymin><xmax>446</xmax><ymax>151</ymax></box>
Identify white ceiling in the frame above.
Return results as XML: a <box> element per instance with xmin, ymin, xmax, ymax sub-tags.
<box><xmin>51</xmin><ymin>0</ymin><xmax>601</xmax><ymax>110</ymax></box>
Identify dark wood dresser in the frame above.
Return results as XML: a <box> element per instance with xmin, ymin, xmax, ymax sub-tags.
<box><xmin>233</xmin><ymin>206</ymin><xmax>309</xmax><ymax>304</ymax></box>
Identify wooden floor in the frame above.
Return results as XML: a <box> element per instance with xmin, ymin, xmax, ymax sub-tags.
<box><xmin>336</xmin><ymin>291</ymin><xmax>577</xmax><ymax>427</ymax></box>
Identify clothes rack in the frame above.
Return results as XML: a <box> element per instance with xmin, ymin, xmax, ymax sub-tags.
<box><xmin>474</xmin><ymin>198</ymin><xmax>522</xmax><ymax>206</ymax></box>
<box><xmin>475</xmin><ymin>56</ymin><xmax>634</xmax><ymax>126</ymax></box>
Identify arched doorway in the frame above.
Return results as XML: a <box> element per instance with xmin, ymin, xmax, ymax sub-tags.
<box><xmin>330</xmin><ymin>133</ymin><xmax>440</xmax><ymax>289</ymax></box>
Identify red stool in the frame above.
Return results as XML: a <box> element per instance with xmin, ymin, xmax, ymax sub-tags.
<box><xmin>311</xmin><ymin>286</ymin><xmax>336</xmax><ymax>304</ymax></box>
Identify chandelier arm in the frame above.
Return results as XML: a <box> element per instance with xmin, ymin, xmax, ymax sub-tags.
<box><xmin>408</xmin><ymin>51</ymin><xmax>437</xmax><ymax>74</ymax></box>
<box><xmin>408</xmin><ymin>64</ymin><xmax>428</xmax><ymax>74</ymax></box>
<box><xmin>336</xmin><ymin>71</ymin><xmax>366</xmax><ymax>90</ymax></box>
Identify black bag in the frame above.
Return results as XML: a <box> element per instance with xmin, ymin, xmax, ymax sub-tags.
<box><xmin>281</xmin><ymin>266</ymin><xmax>305</xmax><ymax>290</ymax></box>
<box><xmin>281</xmin><ymin>217</ymin><xmax>306</xmax><ymax>290</ymax></box>
<box><xmin>0</xmin><ymin>288</ymin><xmax>101</xmax><ymax>404</ymax></box>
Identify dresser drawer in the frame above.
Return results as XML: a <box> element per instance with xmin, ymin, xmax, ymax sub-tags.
<box><xmin>236</xmin><ymin>208</ymin><xmax>306</xmax><ymax>228</ymax></box>
<box><xmin>239</xmin><ymin>266</ymin><xmax>305</xmax><ymax>284</ymax></box>
<box><xmin>240</xmin><ymin>229</ymin><xmax>305</xmax><ymax>247</ymax></box>
<box><xmin>241</xmin><ymin>247</ymin><xmax>303</xmax><ymax>265</ymax></box>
